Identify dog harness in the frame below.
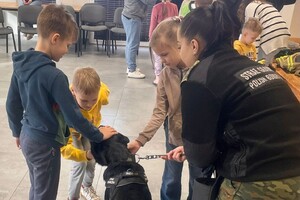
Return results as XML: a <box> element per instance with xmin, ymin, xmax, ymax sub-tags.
<box><xmin>106</xmin><ymin>168</ymin><xmax>148</xmax><ymax>199</ymax></box>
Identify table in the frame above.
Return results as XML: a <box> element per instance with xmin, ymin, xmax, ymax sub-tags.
<box><xmin>0</xmin><ymin>2</ymin><xmax>81</xmax><ymax>12</ymax></box>
<box><xmin>274</xmin><ymin>67</ymin><xmax>300</xmax><ymax>101</ymax></box>
<box><xmin>0</xmin><ymin>2</ymin><xmax>18</xmax><ymax>11</ymax></box>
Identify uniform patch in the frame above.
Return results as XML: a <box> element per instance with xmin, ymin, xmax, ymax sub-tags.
<box><xmin>235</xmin><ymin>65</ymin><xmax>282</xmax><ymax>91</ymax></box>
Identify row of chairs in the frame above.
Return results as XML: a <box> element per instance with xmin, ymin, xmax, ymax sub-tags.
<box><xmin>0</xmin><ymin>4</ymin><xmax>126</xmax><ymax>57</ymax></box>
<box><xmin>0</xmin><ymin>8</ymin><xmax>16</xmax><ymax>53</ymax></box>
<box><xmin>78</xmin><ymin>4</ymin><xmax>125</xmax><ymax>57</ymax></box>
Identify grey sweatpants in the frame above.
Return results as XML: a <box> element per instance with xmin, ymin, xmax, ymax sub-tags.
<box><xmin>68</xmin><ymin>135</ymin><xmax>96</xmax><ymax>199</ymax></box>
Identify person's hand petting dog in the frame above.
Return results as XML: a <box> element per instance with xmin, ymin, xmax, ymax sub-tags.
<box><xmin>163</xmin><ymin>146</ymin><xmax>186</xmax><ymax>162</ymax></box>
<box><xmin>127</xmin><ymin>140</ymin><xmax>142</xmax><ymax>154</ymax></box>
<box><xmin>99</xmin><ymin>126</ymin><xmax>117</xmax><ymax>140</ymax></box>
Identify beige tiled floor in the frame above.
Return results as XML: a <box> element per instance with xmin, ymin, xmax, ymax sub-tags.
<box><xmin>0</xmin><ymin>36</ymin><xmax>190</xmax><ymax>200</ymax></box>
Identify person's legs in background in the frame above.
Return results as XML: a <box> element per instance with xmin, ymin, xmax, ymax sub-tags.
<box><xmin>152</xmin><ymin>50</ymin><xmax>163</xmax><ymax>85</ymax></box>
<box><xmin>160</xmin><ymin>118</ymin><xmax>183</xmax><ymax>200</ymax></box>
<box><xmin>121</xmin><ymin>15</ymin><xmax>145</xmax><ymax>79</ymax></box>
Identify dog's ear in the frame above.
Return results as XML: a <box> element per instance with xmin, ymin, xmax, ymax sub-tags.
<box><xmin>91</xmin><ymin>141</ymin><xmax>110</xmax><ymax>166</ymax></box>
<box><xmin>115</xmin><ymin>133</ymin><xmax>130</xmax><ymax>145</ymax></box>
<box><xmin>91</xmin><ymin>133</ymin><xmax>132</xmax><ymax>166</ymax></box>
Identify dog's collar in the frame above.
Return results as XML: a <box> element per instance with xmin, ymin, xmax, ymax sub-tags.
<box><xmin>105</xmin><ymin>168</ymin><xmax>148</xmax><ymax>188</ymax></box>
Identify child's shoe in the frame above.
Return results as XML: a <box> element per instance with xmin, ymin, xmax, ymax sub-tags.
<box><xmin>26</xmin><ymin>34</ymin><xmax>34</xmax><ymax>40</ymax></box>
<box><xmin>153</xmin><ymin>75</ymin><xmax>159</xmax><ymax>85</ymax></box>
<box><xmin>81</xmin><ymin>185</ymin><xmax>100</xmax><ymax>200</ymax></box>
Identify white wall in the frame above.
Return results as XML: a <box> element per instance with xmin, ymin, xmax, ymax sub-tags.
<box><xmin>289</xmin><ymin>0</ymin><xmax>300</xmax><ymax>38</ymax></box>
<box><xmin>4</xmin><ymin>10</ymin><xmax>18</xmax><ymax>34</ymax></box>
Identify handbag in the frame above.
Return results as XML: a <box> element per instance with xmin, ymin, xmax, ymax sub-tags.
<box><xmin>192</xmin><ymin>176</ymin><xmax>224</xmax><ymax>200</ymax></box>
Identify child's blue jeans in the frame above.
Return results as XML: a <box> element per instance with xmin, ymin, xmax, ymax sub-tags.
<box><xmin>160</xmin><ymin>118</ymin><xmax>213</xmax><ymax>200</ymax></box>
<box><xmin>20</xmin><ymin>132</ymin><xmax>61</xmax><ymax>200</ymax></box>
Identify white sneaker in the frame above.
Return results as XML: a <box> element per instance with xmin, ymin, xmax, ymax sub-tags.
<box><xmin>126</xmin><ymin>68</ymin><xmax>140</xmax><ymax>74</ymax></box>
<box><xmin>128</xmin><ymin>70</ymin><xmax>146</xmax><ymax>79</ymax></box>
<box><xmin>81</xmin><ymin>185</ymin><xmax>100</xmax><ymax>200</ymax></box>
<box><xmin>153</xmin><ymin>75</ymin><xmax>159</xmax><ymax>85</ymax></box>
<box><xmin>26</xmin><ymin>34</ymin><xmax>33</xmax><ymax>40</ymax></box>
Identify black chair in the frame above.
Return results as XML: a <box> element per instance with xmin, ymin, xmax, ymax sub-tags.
<box><xmin>0</xmin><ymin>7</ymin><xmax>16</xmax><ymax>53</ymax></box>
<box><xmin>61</xmin><ymin>5</ymin><xmax>78</xmax><ymax>53</ymax></box>
<box><xmin>109</xmin><ymin>7</ymin><xmax>126</xmax><ymax>54</ymax></box>
<box><xmin>79</xmin><ymin>3</ymin><xmax>109</xmax><ymax>57</ymax></box>
<box><xmin>17</xmin><ymin>5</ymin><xmax>42</xmax><ymax>51</ymax></box>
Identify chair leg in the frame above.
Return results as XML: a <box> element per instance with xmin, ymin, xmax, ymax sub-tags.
<box><xmin>11</xmin><ymin>33</ymin><xmax>17</xmax><ymax>52</ymax></box>
<box><xmin>110</xmin><ymin>31</ymin><xmax>114</xmax><ymax>55</ymax></box>
<box><xmin>96</xmin><ymin>39</ymin><xmax>99</xmax><ymax>51</ymax></box>
<box><xmin>6</xmin><ymin>34</ymin><xmax>8</xmax><ymax>53</ymax></box>
<box><xmin>78</xmin><ymin>29</ymin><xmax>81</xmax><ymax>57</ymax></box>
<box><xmin>84</xmin><ymin>31</ymin><xmax>88</xmax><ymax>50</ymax></box>
<box><xmin>106</xmin><ymin>30</ymin><xmax>110</xmax><ymax>57</ymax></box>
<box><xmin>18</xmin><ymin>30</ymin><xmax>21</xmax><ymax>51</ymax></box>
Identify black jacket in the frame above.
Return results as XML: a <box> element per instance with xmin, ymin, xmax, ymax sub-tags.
<box><xmin>181</xmin><ymin>44</ymin><xmax>300</xmax><ymax>182</ymax></box>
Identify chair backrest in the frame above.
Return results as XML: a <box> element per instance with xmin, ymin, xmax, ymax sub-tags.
<box><xmin>61</xmin><ymin>5</ymin><xmax>76</xmax><ymax>23</ymax></box>
<box><xmin>0</xmin><ymin>8</ymin><xmax>4</xmax><ymax>25</ymax></box>
<box><xmin>17</xmin><ymin>5</ymin><xmax>43</xmax><ymax>25</ymax></box>
<box><xmin>113</xmin><ymin>7</ymin><xmax>123</xmax><ymax>27</ymax></box>
<box><xmin>80</xmin><ymin>3</ymin><xmax>106</xmax><ymax>25</ymax></box>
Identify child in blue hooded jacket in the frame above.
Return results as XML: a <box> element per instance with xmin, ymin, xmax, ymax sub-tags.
<box><xmin>6</xmin><ymin>5</ymin><xmax>116</xmax><ymax>200</ymax></box>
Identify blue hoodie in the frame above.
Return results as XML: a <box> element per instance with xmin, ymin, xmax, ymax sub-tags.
<box><xmin>6</xmin><ymin>49</ymin><xmax>103</xmax><ymax>148</ymax></box>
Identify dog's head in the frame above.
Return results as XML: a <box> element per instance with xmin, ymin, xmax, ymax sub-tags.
<box><xmin>91</xmin><ymin>133</ymin><xmax>152</xmax><ymax>200</ymax></box>
<box><xmin>91</xmin><ymin>133</ymin><xmax>133</xmax><ymax>166</ymax></box>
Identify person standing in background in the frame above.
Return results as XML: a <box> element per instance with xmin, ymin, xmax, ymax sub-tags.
<box><xmin>149</xmin><ymin>0</ymin><xmax>178</xmax><ymax>85</ymax></box>
<box><xmin>122</xmin><ymin>0</ymin><xmax>156</xmax><ymax>79</ymax></box>
<box><xmin>245</xmin><ymin>0</ymin><xmax>290</xmax><ymax>65</ymax></box>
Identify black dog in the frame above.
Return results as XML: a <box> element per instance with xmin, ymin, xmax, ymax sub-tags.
<box><xmin>91</xmin><ymin>133</ymin><xmax>152</xmax><ymax>200</ymax></box>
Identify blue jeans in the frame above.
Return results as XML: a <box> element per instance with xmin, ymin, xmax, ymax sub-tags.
<box><xmin>121</xmin><ymin>15</ymin><xmax>141</xmax><ymax>72</ymax></box>
<box><xmin>161</xmin><ymin>118</ymin><xmax>213</xmax><ymax>200</ymax></box>
<box><xmin>20</xmin><ymin>132</ymin><xmax>61</xmax><ymax>200</ymax></box>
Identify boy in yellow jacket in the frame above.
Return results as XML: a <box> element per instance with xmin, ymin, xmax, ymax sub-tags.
<box><xmin>61</xmin><ymin>67</ymin><xmax>110</xmax><ymax>200</ymax></box>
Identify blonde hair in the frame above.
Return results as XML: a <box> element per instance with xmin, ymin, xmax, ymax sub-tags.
<box><xmin>149</xmin><ymin>17</ymin><xmax>181</xmax><ymax>48</ymax></box>
<box><xmin>72</xmin><ymin>67</ymin><xmax>101</xmax><ymax>95</ymax></box>
<box><xmin>243</xmin><ymin>17</ymin><xmax>263</xmax><ymax>34</ymax></box>
<box><xmin>37</xmin><ymin>4</ymin><xmax>78</xmax><ymax>42</ymax></box>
